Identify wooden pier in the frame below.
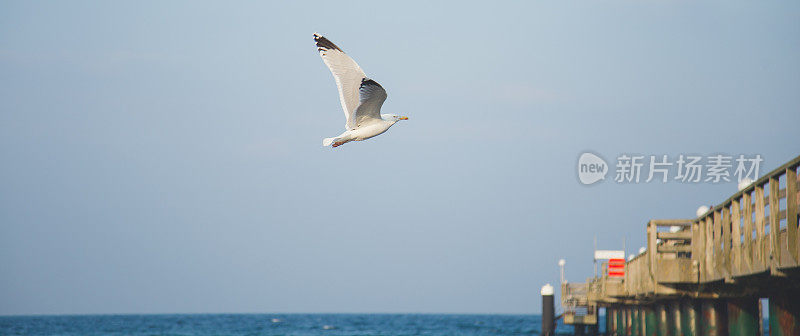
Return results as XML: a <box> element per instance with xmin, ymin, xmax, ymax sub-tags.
<box><xmin>561</xmin><ymin>155</ymin><xmax>800</xmax><ymax>336</ymax></box>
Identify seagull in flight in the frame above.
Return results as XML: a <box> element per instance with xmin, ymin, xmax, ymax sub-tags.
<box><xmin>314</xmin><ymin>33</ymin><xmax>408</xmax><ymax>148</ymax></box>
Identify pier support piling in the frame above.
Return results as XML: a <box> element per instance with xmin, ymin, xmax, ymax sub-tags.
<box><xmin>669</xmin><ymin>300</ymin><xmax>681</xmax><ymax>336</ymax></box>
<box><xmin>644</xmin><ymin>305</ymin><xmax>657</xmax><ymax>336</ymax></box>
<box><xmin>638</xmin><ymin>306</ymin><xmax>647</xmax><ymax>336</ymax></box>
<box><xmin>541</xmin><ymin>284</ymin><xmax>554</xmax><ymax>336</ymax></box>
<box><xmin>700</xmin><ymin>299</ymin><xmax>727</xmax><ymax>336</ymax></box>
<box><xmin>656</xmin><ymin>303</ymin><xmax>668</xmax><ymax>336</ymax></box>
<box><xmin>769</xmin><ymin>294</ymin><xmax>800</xmax><ymax>336</ymax></box>
<box><xmin>607</xmin><ymin>307</ymin><xmax>616</xmax><ymax>336</ymax></box>
<box><xmin>726</xmin><ymin>297</ymin><xmax>759</xmax><ymax>336</ymax></box>
<box><xmin>680</xmin><ymin>299</ymin><xmax>698</xmax><ymax>336</ymax></box>
<box><xmin>625</xmin><ymin>307</ymin><xmax>632</xmax><ymax>336</ymax></box>
<box><xmin>588</xmin><ymin>323</ymin><xmax>598</xmax><ymax>336</ymax></box>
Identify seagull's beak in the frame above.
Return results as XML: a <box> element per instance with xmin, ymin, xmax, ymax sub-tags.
<box><xmin>399</xmin><ymin>116</ymin><xmax>409</xmax><ymax>120</ymax></box>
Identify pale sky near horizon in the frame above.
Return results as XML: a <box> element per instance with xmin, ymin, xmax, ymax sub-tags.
<box><xmin>1</xmin><ymin>1</ymin><xmax>799</xmax><ymax>315</ymax></box>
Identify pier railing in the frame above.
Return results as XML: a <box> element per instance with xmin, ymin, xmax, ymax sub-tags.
<box><xmin>695</xmin><ymin>155</ymin><xmax>800</xmax><ymax>282</ymax></box>
<box><xmin>560</xmin><ymin>155</ymin><xmax>800</xmax><ymax>328</ymax></box>
<box><xmin>562</xmin><ymin>282</ymin><xmax>598</xmax><ymax>325</ymax></box>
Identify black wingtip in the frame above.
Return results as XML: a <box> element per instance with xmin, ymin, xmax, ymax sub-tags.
<box><xmin>360</xmin><ymin>78</ymin><xmax>383</xmax><ymax>89</ymax></box>
<box><xmin>313</xmin><ymin>33</ymin><xmax>343</xmax><ymax>52</ymax></box>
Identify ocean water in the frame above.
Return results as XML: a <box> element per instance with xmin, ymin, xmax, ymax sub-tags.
<box><xmin>0</xmin><ymin>314</ymin><xmax>583</xmax><ymax>335</ymax></box>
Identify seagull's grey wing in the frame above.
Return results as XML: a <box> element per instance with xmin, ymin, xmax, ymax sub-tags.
<box><xmin>352</xmin><ymin>78</ymin><xmax>387</xmax><ymax>128</ymax></box>
<box><xmin>314</xmin><ymin>33</ymin><xmax>366</xmax><ymax>129</ymax></box>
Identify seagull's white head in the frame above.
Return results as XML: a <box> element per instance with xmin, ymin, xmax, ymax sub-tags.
<box><xmin>382</xmin><ymin>114</ymin><xmax>409</xmax><ymax>123</ymax></box>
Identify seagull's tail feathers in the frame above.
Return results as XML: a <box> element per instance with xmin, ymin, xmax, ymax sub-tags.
<box><xmin>322</xmin><ymin>137</ymin><xmax>338</xmax><ymax>147</ymax></box>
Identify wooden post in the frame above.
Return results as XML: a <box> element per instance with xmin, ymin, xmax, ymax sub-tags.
<box><xmin>722</xmin><ymin>206</ymin><xmax>732</xmax><ymax>278</ymax></box>
<box><xmin>769</xmin><ymin>177</ymin><xmax>780</xmax><ymax>272</ymax></box>
<box><xmin>705</xmin><ymin>216</ymin><xmax>715</xmax><ymax>280</ymax></box>
<box><xmin>648</xmin><ymin>221</ymin><xmax>657</xmax><ymax>287</ymax></box>
<box><xmin>713</xmin><ymin>211</ymin><xmax>723</xmax><ymax>279</ymax></box>
<box><xmin>787</xmin><ymin>166</ymin><xmax>799</xmax><ymax>264</ymax></box>
<box><xmin>755</xmin><ymin>184</ymin><xmax>766</xmax><ymax>269</ymax></box>
<box><xmin>731</xmin><ymin>199</ymin><xmax>742</xmax><ymax>275</ymax></box>
<box><xmin>742</xmin><ymin>191</ymin><xmax>754</xmax><ymax>272</ymax></box>
<box><xmin>692</xmin><ymin>220</ymin><xmax>704</xmax><ymax>281</ymax></box>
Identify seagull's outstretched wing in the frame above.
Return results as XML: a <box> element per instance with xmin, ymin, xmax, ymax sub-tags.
<box><xmin>353</xmin><ymin>78</ymin><xmax>387</xmax><ymax>128</ymax></box>
<box><xmin>314</xmin><ymin>33</ymin><xmax>366</xmax><ymax>129</ymax></box>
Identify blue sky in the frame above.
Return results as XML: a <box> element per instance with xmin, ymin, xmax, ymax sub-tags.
<box><xmin>1</xmin><ymin>1</ymin><xmax>799</xmax><ymax>315</ymax></box>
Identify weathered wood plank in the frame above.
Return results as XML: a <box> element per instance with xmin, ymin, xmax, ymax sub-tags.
<box><xmin>769</xmin><ymin>177</ymin><xmax>780</xmax><ymax>273</ymax></box>
<box><xmin>722</xmin><ymin>207</ymin><xmax>732</xmax><ymax>277</ymax></box>
<box><xmin>742</xmin><ymin>191</ymin><xmax>753</xmax><ymax>273</ymax></box>
<box><xmin>656</xmin><ymin>231</ymin><xmax>692</xmax><ymax>240</ymax></box>
<box><xmin>650</xmin><ymin>219</ymin><xmax>693</xmax><ymax>226</ymax></box>
<box><xmin>755</xmin><ymin>184</ymin><xmax>766</xmax><ymax>270</ymax></box>
<box><xmin>787</xmin><ymin>167</ymin><xmax>799</xmax><ymax>264</ymax></box>
<box><xmin>714</xmin><ymin>211</ymin><xmax>724</xmax><ymax>278</ymax></box>
<box><xmin>705</xmin><ymin>216</ymin><xmax>715</xmax><ymax>281</ymax></box>
<box><xmin>731</xmin><ymin>199</ymin><xmax>742</xmax><ymax>275</ymax></box>
<box><xmin>657</xmin><ymin>245</ymin><xmax>692</xmax><ymax>253</ymax></box>
<box><xmin>647</xmin><ymin>221</ymin><xmax>657</xmax><ymax>280</ymax></box>
<box><xmin>691</xmin><ymin>220</ymin><xmax>703</xmax><ymax>279</ymax></box>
